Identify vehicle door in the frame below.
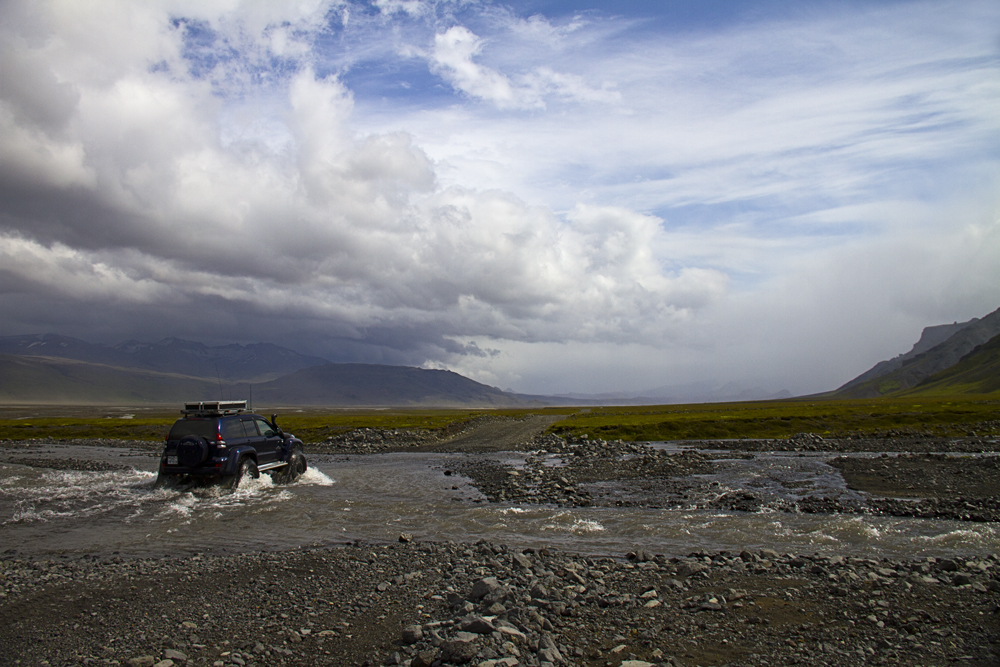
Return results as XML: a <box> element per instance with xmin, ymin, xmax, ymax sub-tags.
<box><xmin>240</xmin><ymin>417</ymin><xmax>266</xmax><ymax>463</ymax></box>
<box><xmin>221</xmin><ymin>417</ymin><xmax>250</xmax><ymax>454</ymax></box>
<box><xmin>252</xmin><ymin>416</ymin><xmax>281</xmax><ymax>465</ymax></box>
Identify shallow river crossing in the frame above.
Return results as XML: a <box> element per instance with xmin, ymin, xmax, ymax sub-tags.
<box><xmin>1</xmin><ymin>445</ymin><xmax>998</xmax><ymax>559</ymax></box>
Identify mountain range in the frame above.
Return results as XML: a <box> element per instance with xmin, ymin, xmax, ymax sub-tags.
<box><xmin>0</xmin><ymin>334</ymin><xmax>541</xmax><ymax>407</ymax></box>
<box><xmin>0</xmin><ymin>334</ymin><xmax>327</xmax><ymax>382</ymax></box>
<box><xmin>2</xmin><ymin>304</ymin><xmax>998</xmax><ymax>407</ymax></box>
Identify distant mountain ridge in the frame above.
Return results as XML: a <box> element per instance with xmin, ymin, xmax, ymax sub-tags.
<box><xmin>0</xmin><ymin>334</ymin><xmax>329</xmax><ymax>382</ymax></box>
<box><xmin>0</xmin><ymin>354</ymin><xmax>220</xmax><ymax>404</ymax></box>
<box><xmin>251</xmin><ymin>363</ymin><xmax>543</xmax><ymax>407</ymax></box>
<box><xmin>835</xmin><ymin>306</ymin><xmax>1000</xmax><ymax>398</ymax></box>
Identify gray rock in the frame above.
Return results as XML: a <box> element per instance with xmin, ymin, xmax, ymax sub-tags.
<box><xmin>401</xmin><ymin>624</ymin><xmax>423</xmax><ymax>644</ymax></box>
<box><xmin>471</xmin><ymin>577</ymin><xmax>500</xmax><ymax>600</ymax></box>
<box><xmin>460</xmin><ymin>616</ymin><xmax>496</xmax><ymax>634</ymax></box>
<box><xmin>538</xmin><ymin>647</ymin><xmax>563</xmax><ymax>663</ymax></box>
<box><xmin>163</xmin><ymin>649</ymin><xmax>187</xmax><ymax>661</ymax></box>
<box><xmin>529</xmin><ymin>583</ymin><xmax>548</xmax><ymax>598</ymax></box>
<box><xmin>128</xmin><ymin>658</ymin><xmax>155</xmax><ymax>667</ymax></box>
<box><xmin>441</xmin><ymin>639</ymin><xmax>479</xmax><ymax>664</ymax></box>
<box><xmin>410</xmin><ymin>650</ymin><xmax>438</xmax><ymax>667</ymax></box>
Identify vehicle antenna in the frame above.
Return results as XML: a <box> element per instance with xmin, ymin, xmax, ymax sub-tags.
<box><xmin>214</xmin><ymin>361</ymin><xmax>224</xmax><ymax>400</ymax></box>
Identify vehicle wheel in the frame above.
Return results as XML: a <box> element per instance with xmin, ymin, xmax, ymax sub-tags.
<box><xmin>285</xmin><ymin>450</ymin><xmax>307</xmax><ymax>483</ymax></box>
<box><xmin>154</xmin><ymin>473</ymin><xmax>181</xmax><ymax>489</ymax></box>
<box><xmin>227</xmin><ymin>457</ymin><xmax>259</xmax><ymax>489</ymax></box>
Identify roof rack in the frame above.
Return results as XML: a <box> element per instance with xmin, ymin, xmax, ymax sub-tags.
<box><xmin>182</xmin><ymin>400</ymin><xmax>248</xmax><ymax>416</ymax></box>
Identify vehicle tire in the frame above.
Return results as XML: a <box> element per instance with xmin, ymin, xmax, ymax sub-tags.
<box><xmin>285</xmin><ymin>450</ymin><xmax>307</xmax><ymax>483</ymax></box>
<box><xmin>227</xmin><ymin>457</ymin><xmax>258</xmax><ymax>489</ymax></box>
<box><xmin>154</xmin><ymin>473</ymin><xmax>181</xmax><ymax>489</ymax></box>
<box><xmin>177</xmin><ymin>435</ymin><xmax>209</xmax><ymax>467</ymax></box>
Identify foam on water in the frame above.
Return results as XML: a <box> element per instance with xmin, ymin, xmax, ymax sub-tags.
<box><xmin>297</xmin><ymin>467</ymin><xmax>334</xmax><ymax>486</ymax></box>
<box><xmin>0</xmin><ymin>463</ymin><xmax>322</xmax><ymax>527</ymax></box>
<box><xmin>540</xmin><ymin>511</ymin><xmax>606</xmax><ymax>535</ymax></box>
<box><xmin>914</xmin><ymin>526</ymin><xmax>1000</xmax><ymax>549</ymax></box>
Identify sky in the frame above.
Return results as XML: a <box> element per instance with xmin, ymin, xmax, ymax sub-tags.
<box><xmin>0</xmin><ymin>0</ymin><xmax>998</xmax><ymax>397</ymax></box>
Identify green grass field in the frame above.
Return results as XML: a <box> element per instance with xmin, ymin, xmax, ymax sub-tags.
<box><xmin>543</xmin><ymin>396</ymin><xmax>1000</xmax><ymax>441</ymax></box>
<box><xmin>0</xmin><ymin>397</ymin><xmax>996</xmax><ymax>442</ymax></box>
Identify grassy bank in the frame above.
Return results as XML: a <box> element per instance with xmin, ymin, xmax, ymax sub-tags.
<box><xmin>0</xmin><ymin>397</ymin><xmax>996</xmax><ymax>443</ymax></box>
<box><xmin>545</xmin><ymin>396</ymin><xmax>1000</xmax><ymax>441</ymax></box>
<box><xmin>0</xmin><ymin>407</ymin><xmax>512</xmax><ymax>442</ymax></box>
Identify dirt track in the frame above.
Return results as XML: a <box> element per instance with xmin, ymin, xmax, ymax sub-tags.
<box><xmin>432</xmin><ymin>415</ymin><xmax>564</xmax><ymax>452</ymax></box>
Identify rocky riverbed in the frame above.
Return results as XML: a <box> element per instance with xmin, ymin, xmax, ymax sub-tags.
<box><xmin>1</xmin><ymin>541</ymin><xmax>998</xmax><ymax>667</ymax></box>
<box><xmin>4</xmin><ymin>422</ymin><xmax>1000</xmax><ymax>522</ymax></box>
<box><xmin>4</xmin><ymin>419</ymin><xmax>1000</xmax><ymax>665</ymax></box>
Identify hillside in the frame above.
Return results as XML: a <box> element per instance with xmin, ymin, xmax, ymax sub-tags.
<box><xmin>0</xmin><ymin>354</ymin><xmax>221</xmax><ymax>404</ymax></box>
<box><xmin>0</xmin><ymin>355</ymin><xmax>542</xmax><ymax>407</ymax></box>
<box><xmin>251</xmin><ymin>363</ymin><xmax>542</xmax><ymax>407</ymax></box>
<box><xmin>835</xmin><ymin>306</ymin><xmax>1000</xmax><ymax>398</ymax></box>
<box><xmin>836</xmin><ymin>318</ymin><xmax>978</xmax><ymax>392</ymax></box>
<box><xmin>895</xmin><ymin>333</ymin><xmax>1000</xmax><ymax>396</ymax></box>
<box><xmin>0</xmin><ymin>334</ymin><xmax>329</xmax><ymax>382</ymax></box>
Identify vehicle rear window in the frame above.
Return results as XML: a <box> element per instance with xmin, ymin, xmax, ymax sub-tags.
<box><xmin>168</xmin><ymin>419</ymin><xmax>218</xmax><ymax>440</ymax></box>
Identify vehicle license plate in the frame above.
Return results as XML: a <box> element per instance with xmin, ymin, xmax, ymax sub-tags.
<box><xmin>167</xmin><ymin>456</ymin><xmax>178</xmax><ymax>465</ymax></box>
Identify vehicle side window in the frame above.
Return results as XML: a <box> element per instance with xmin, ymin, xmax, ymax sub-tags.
<box><xmin>221</xmin><ymin>419</ymin><xmax>246</xmax><ymax>439</ymax></box>
<box><xmin>255</xmin><ymin>418</ymin><xmax>275</xmax><ymax>438</ymax></box>
<box><xmin>242</xmin><ymin>419</ymin><xmax>260</xmax><ymax>437</ymax></box>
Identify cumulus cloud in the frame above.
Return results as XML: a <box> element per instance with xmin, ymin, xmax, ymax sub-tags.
<box><xmin>0</xmin><ymin>0</ymin><xmax>722</xmax><ymax>380</ymax></box>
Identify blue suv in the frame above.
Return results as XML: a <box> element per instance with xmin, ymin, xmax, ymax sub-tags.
<box><xmin>156</xmin><ymin>401</ymin><xmax>307</xmax><ymax>488</ymax></box>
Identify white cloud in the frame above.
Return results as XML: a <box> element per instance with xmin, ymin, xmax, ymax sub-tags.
<box><xmin>428</xmin><ymin>24</ymin><xmax>621</xmax><ymax>109</ymax></box>
<box><xmin>431</xmin><ymin>26</ymin><xmax>521</xmax><ymax>107</ymax></box>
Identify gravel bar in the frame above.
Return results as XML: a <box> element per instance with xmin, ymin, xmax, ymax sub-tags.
<box><xmin>1</xmin><ymin>541</ymin><xmax>999</xmax><ymax>667</ymax></box>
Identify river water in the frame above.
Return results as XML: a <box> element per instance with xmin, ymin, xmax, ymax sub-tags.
<box><xmin>1</xmin><ymin>446</ymin><xmax>998</xmax><ymax>559</ymax></box>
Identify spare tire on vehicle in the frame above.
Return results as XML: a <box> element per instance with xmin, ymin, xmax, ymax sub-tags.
<box><xmin>177</xmin><ymin>435</ymin><xmax>209</xmax><ymax>467</ymax></box>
